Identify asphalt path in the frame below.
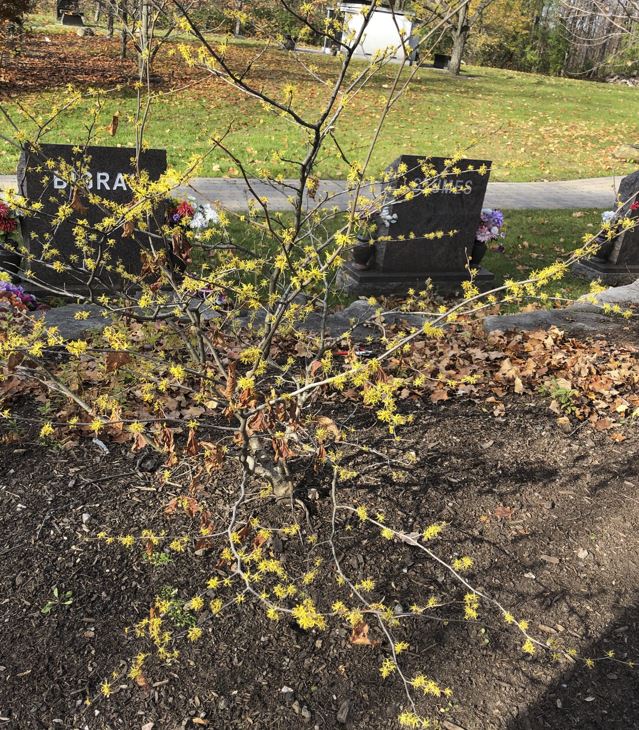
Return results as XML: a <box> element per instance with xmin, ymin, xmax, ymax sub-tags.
<box><xmin>0</xmin><ymin>174</ymin><xmax>619</xmax><ymax>211</ymax></box>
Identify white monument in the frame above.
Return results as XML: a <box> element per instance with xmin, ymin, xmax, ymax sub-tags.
<box><xmin>325</xmin><ymin>2</ymin><xmax>416</xmax><ymax>62</ymax></box>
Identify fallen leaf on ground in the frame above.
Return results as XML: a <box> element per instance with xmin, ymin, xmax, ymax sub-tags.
<box><xmin>349</xmin><ymin>621</ymin><xmax>379</xmax><ymax>646</ymax></box>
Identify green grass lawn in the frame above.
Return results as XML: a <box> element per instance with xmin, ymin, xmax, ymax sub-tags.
<box><xmin>2</xmin><ymin>20</ymin><xmax>639</xmax><ymax>182</ymax></box>
<box><xmin>484</xmin><ymin>208</ymin><xmax>603</xmax><ymax>301</ymax></box>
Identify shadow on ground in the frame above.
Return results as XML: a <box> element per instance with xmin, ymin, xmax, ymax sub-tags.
<box><xmin>509</xmin><ymin>600</ymin><xmax>639</xmax><ymax>729</ymax></box>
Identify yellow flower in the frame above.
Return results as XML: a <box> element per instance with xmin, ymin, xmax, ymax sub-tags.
<box><xmin>188</xmin><ymin>596</ymin><xmax>204</xmax><ymax>611</ymax></box>
<box><xmin>210</xmin><ymin>598</ymin><xmax>223</xmax><ymax>614</ymax></box>
<box><xmin>169</xmin><ymin>364</ymin><xmax>186</xmax><ymax>381</ymax></box>
<box><xmin>422</xmin><ymin>522</ymin><xmax>446</xmax><ymax>541</ymax></box>
<box><xmin>40</xmin><ymin>422</ymin><xmax>55</xmax><ymax>438</ymax></box>
<box><xmin>464</xmin><ymin>592</ymin><xmax>479</xmax><ymax>620</ymax></box>
<box><xmin>379</xmin><ymin>658</ymin><xmax>397</xmax><ymax>678</ymax></box>
<box><xmin>66</xmin><ymin>340</ymin><xmax>88</xmax><ymax>357</ymax></box>
<box><xmin>169</xmin><ymin>538</ymin><xmax>186</xmax><ymax>552</ymax></box>
<box><xmin>291</xmin><ymin>599</ymin><xmax>326</xmax><ymax>631</ymax></box>
<box><xmin>187</xmin><ymin>626</ymin><xmax>203</xmax><ymax>642</ymax></box>
<box><xmin>522</xmin><ymin>639</ymin><xmax>536</xmax><ymax>655</ymax></box>
<box><xmin>100</xmin><ymin>680</ymin><xmax>112</xmax><ymax>697</ymax></box>
<box><xmin>452</xmin><ymin>556</ymin><xmax>474</xmax><ymax>572</ymax></box>
<box><xmin>355</xmin><ymin>578</ymin><xmax>375</xmax><ymax>592</ymax></box>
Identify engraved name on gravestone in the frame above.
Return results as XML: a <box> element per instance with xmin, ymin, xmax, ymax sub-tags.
<box><xmin>18</xmin><ymin>143</ymin><xmax>167</xmax><ymax>292</ymax></box>
<box><xmin>341</xmin><ymin>154</ymin><xmax>493</xmax><ymax>294</ymax></box>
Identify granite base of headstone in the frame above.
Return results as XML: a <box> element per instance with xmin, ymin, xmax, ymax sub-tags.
<box><xmin>339</xmin><ymin>154</ymin><xmax>495</xmax><ymax>296</ymax></box>
<box><xmin>18</xmin><ymin>143</ymin><xmax>167</xmax><ymax>293</ymax></box>
<box><xmin>338</xmin><ymin>264</ymin><xmax>495</xmax><ymax>297</ymax></box>
<box><xmin>572</xmin><ymin>169</ymin><xmax>639</xmax><ymax>286</ymax></box>
<box><xmin>433</xmin><ymin>54</ymin><xmax>451</xmax><ymax>69</ymax></box>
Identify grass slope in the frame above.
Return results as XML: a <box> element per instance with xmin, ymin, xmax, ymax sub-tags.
<box><xmin>1</xmin><ymin>22</ymin><xmax>639</xmax><ymax>182</ymax></box>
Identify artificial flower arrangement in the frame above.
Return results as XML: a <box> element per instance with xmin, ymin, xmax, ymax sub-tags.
<box><xmin>167</xmin><ymin>198</ymin><xmax>227</xmax><ymax>305</ymax></box>
<box><xmin>166</xmin><ymin>198</ymin><xmax>221</xmax><ymax>272</ymax></box>
<box><xmin>0</xmin><ymin>199</ymin><xmax>25</xmax><ymax>289</ymax></box>
<box><xmin>592</xmin><ymin>201</ymin><xmax>639</xmax><ymax>260</ymax></box>
<box><xmin>0</xmin><ymin>276</ymin><xmax>38</xmax><ymax>313</ymax></box>
<box><xmin>476</xmin><ymin>208</ymin><xmax>505</xmax><ymax>251</ymax></box>
<box><xmin>468</xmin><ymin>208</ymin><xmax>505</xmax><ymax>267</ymax></box>
<box><xmin>168</xmin><ymin>198</ymin><xmax>220</xmax><ymax>231</ymax></box>
<box><xmin>0</xmin><ymin>201</ymin><xmax>19</xmax><ymax>240</ymax></box>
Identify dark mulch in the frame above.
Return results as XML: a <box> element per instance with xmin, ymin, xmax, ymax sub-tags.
<box><xmin>1</xmin><ymin>392</ymin><xmax>639</xmax><ymax>730</ymax></box>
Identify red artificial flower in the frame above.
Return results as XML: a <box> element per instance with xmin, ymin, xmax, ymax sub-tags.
<box><xmin>630</xmin><ymin>201</ymin><xmax>639</xmax><ymax>212</ymax></box>
<box><xmin>0</xmin><ymin>203</ymin><xmax>17</xmax><ymax>234</ymax></box>
<box><xmin>176</xmin><ymin>201</ymin><xmax>195</xmax><ymax>219</ymax></box>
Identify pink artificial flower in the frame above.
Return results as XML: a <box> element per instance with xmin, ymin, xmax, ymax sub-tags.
<box><xmin>475</xmin><ymin>225</ymin><xmax>492</xmax><ymax>243</ymax></box>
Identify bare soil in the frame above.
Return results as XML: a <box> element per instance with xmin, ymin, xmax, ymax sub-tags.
<box><xmin>1</xmin><ymin>389</ymin><xmax>639</xmax><ymax>729</ymax></box>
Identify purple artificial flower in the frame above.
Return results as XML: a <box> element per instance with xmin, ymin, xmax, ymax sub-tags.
<box><xmin>0</xmin><ymin>281</ymin><xmax>37</xmax><ymax>310</ymax></box>
<box><xmin>476</xmin><ymin>209</ymin><xmax>505</xmax><ymax>244</ymax></box>
<box><xmin>484</xmin><ymin>209</ymin><xmax>504</xmax><ymax>228</ymax></box>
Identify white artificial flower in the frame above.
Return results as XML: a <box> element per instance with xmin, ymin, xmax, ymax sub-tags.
<box><xmin>379</xmin><ymin>206</ymin><xmax>398</xmax><ymax>226</ymax></box>
<box><xmin>190</xmin><ymin>203</ymin><xmax>220</xmax><ymax>230</ymax></box>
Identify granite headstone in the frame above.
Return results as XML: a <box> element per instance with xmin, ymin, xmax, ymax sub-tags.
<box><xmin>340</xmin><ymin>154</ymin><xmax>494</xmax><ymax>295</ymax></box>
<box><xmin>573</xmin><ymin>169</ymin><xmax>639</xmax><ymax>285</ymax></box>
<box><xmin>18</xmin><ymin>143</ymin><xmax>167</xmax><ymax>292</ymax></box>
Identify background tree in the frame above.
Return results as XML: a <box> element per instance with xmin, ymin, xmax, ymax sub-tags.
<box><xmin>411</xmin><ymin>0</ymin><xmax>499</xmax><ymax>74</ymax></box>
<box><xmin>557</xmin><ymin>0</ymin><xmax>639</xmax><ymax>75</ymax></box>
<box><xmin>0</xmin><ymin>0</ymin><xmax>31</xmax><ymax>25</ymax></box>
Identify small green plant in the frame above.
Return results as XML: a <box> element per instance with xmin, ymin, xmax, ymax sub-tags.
<box><xmin>539</xmin><ymin>378</ymin><xmax>580</xmax><ymax>415</ymax></box>
<box><xmin>156</xmin><ymin>586</ymin><xmax>197</xmax><ymax>628</ymax></box>
<box><xmin>41</xmin><ymin>586</ymin><xmax>73</xmax><ymax>614</ymax></box>
<box><xmin>145</xmin><ymin>551</ymin><xmax>173</xmax><ymax>567</ymax></box>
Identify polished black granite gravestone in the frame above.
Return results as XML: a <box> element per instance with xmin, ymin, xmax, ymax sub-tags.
<box><xmin>573</xmin><ymin>169</ymin><xmax>639</xmax><ymax>285</ymax></box>
<box><xmin>340</xmin><ymin>155</ymin><xmax>494</xmax><ymax>295</ymax></box>
<box><xmin>18</xmin><ymin>143</ymin><xmax>167</xmax><ymax>292</ymax></box>
<box><xmin>433</xmin><ymin>54</ymin><xmax>451</xmax><ymax>69</ymax></box>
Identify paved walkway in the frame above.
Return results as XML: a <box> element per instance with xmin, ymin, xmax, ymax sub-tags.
<box><xmin>0</xmin><ymin>174</ymin><xmax>619</xmax><ymax>211</ymax></box>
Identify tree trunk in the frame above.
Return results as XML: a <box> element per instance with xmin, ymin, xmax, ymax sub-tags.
<box><xmin>234</xmin><ymin>17</ymin><xmax>241</xmax><ymax>36</ymax></box>
<box><xmin>139</xmin><ymin>0</ymin><xmax>149</xmax><ymax>77</ymax></box>
<box><xmin>120</xmin><ymin>0</ymin><xmax>128</xmax><ymax>60</ymax></box>
<box><xmin>449</xmin><ymin>5</ymin><xmax>469</xmax><ymax>75</ymax></box>
<box><xmin>94</xmin><ymin>0</ymin><xmax>101</xmax><ymax>23</ymax></box>
<box><xmin>107</xmin><ymin>3</ymin><xmax>114</xmax><ymax>37</ymax></box>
